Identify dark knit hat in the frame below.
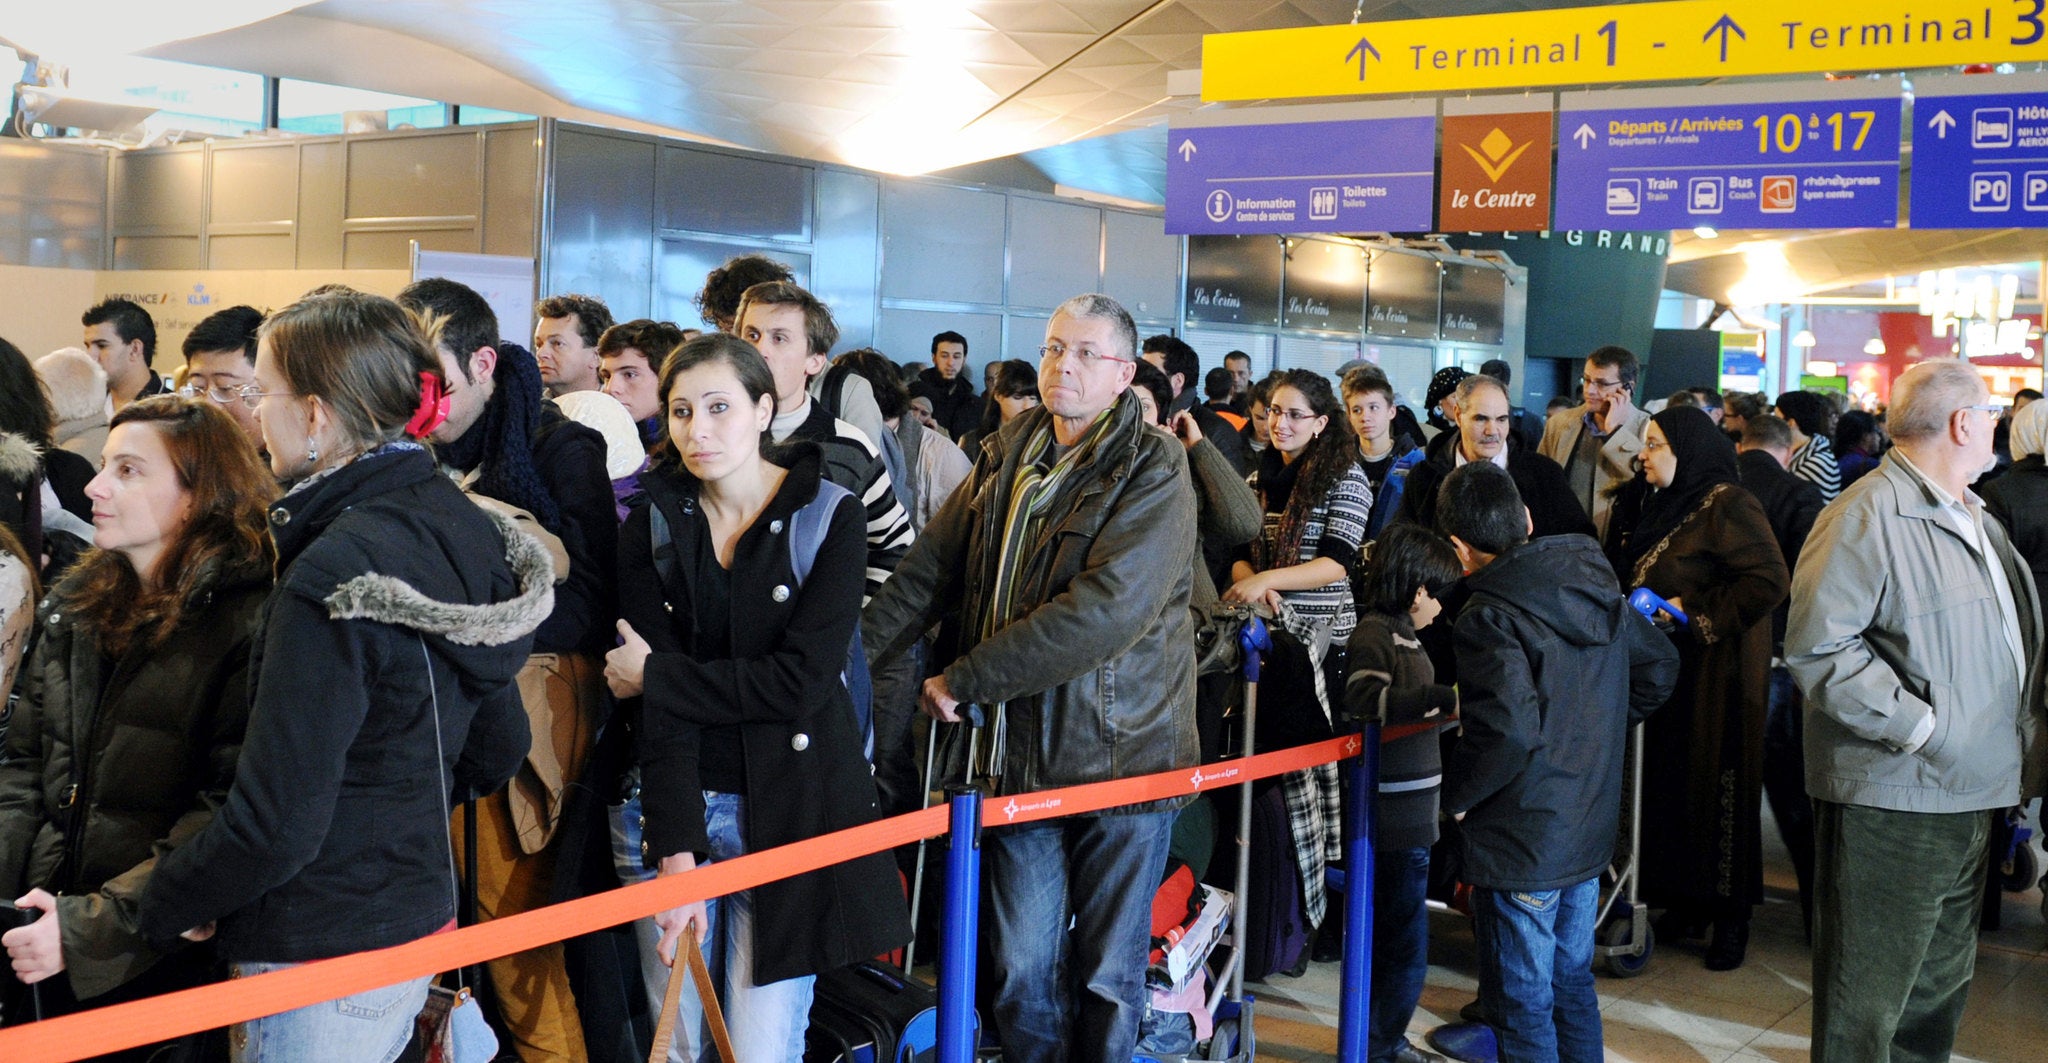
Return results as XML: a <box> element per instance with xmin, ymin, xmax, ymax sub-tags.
<box><xmin>1426</xmin><ymin>367</ymin><xmax>1470</xmax><ymax>413</ymax></box>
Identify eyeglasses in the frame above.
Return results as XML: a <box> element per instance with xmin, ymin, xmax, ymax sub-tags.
<box><xmin>181</xmin><ymin>382</ymin><xmax>270</xmax><ymax>408</ymax></box>
<box><xmin>1642</xmin><ymin>437</ymin><xmax>1669</xmax><ymax>453</ymax></box>
<box><xmin>1039</xmin><ymin>343</ymin><xmax>1131</xmax><ymax>368</ymax></box>
<box><xmin>1967</xmin><ymin>403</ymin><xmax>2006</xmax><ymax>421</ymax></box>
<box><xmin>1270</xmin><ymin>408</ymin><xmax>1323</xmax><ymax>425</ymax></box>
<box><xmin>1581</xmin><ymin>375</ymin><xmax>1625</xmax><ymax>391</ymax></box>
<box><xmin>235</xmin><ymin>384</ymin><xmax>289</xmax><ymax>409</ymax></box>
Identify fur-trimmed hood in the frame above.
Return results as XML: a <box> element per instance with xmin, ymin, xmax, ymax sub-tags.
<box><xmin>324</xmin><ymin>507</ymin><xmax>556</xmax><ymax>648</ymax></box>
<box><xmin>0</xmin><ymin>431</ymin><xmax>40</xmax><ymax>484</ymax></box>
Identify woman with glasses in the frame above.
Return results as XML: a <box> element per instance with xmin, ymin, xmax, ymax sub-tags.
<box><xmin>0</xmin><ymin>397</ymin><xmax>273</xmax><ymax>1059</ymax></box>
<box><xmin>1604</xmin><ymin>405</ymin><xmax>1789</xmax><ymax>971</ymax></box>
<box><xmin>136</xmin><ymin>293</ymin><xmax>548</xmax><ymax>1062</ymax></box>
<box><xmin>1223</xmin><ymin>368</ymin><xmax>1370</xmax><ymax>961</ymax></box>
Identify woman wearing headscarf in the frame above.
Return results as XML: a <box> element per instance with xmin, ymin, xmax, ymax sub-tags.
<box><xmin>1984</xmin><ymin>399</ymin><xmax>2048</xmax><ymax>593</ymax></box>
<box><xmin>1604</xmin><ymin>406</ymin><xmax>1789</xmax><ymax>971</ymax></box>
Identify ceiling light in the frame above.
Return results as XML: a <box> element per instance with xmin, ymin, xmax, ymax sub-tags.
<box><xmin>0</xmin><ymin>2</ymin><xmax>311</xmax><ymax>59</ymax></box>
<box><xmin>1863</xmin><ymin>338</ymin><xmax>1886</xmax><ymax>355</ymax></box>
<box><xmin>1727</xmin><ymin>243</ymin><xmax>1796</xmax><ymax>308</ymax></box>
<box><xmin>1692</xmin><ymin>225</ymin><xmax>1718</xmax><ymax>239</ymax></box>
<box><xmin>1793</xmin><ymin>329</ymin><xmax>1818</xmax><ymax>348</ymax></box>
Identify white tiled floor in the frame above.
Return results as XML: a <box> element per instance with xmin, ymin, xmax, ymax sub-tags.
<box><xmin>1250</xmin><ymin>814</ymin><xmax>2048</xmax><ymax>1061</ymax></box>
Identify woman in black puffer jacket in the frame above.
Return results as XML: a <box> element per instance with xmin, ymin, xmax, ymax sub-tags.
<box><xmin>0</xmin><ymin>397</ymin><xmax>274</xmax><ymax>1060</ymax></box>
<box><xmin>138</xmin><ymin>293</ymin><xmax>550</xmax><ymax>1063</ymax></box>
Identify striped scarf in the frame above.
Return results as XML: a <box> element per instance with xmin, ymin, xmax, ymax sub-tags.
<box><xmin>977</xmin><ymin>408</ymin><xmax>1117</xmax><ymax>774</ymax></box>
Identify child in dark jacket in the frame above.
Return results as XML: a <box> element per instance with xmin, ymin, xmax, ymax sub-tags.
<box><xmin>1432</xmin><ymin>462</ymin><xmax>1678</xmax><ymax>1063</ymax></box>
<box><xmin>1345</xmin><ymin>523</ymin><xmax>1464</xmax><ymax>1063</ymax></box>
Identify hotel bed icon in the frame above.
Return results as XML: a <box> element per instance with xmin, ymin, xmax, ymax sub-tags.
<box><xmin>1974</xmin><ymin>107</ymin><xmax>2015</xmax><ymax>150</ymax></box>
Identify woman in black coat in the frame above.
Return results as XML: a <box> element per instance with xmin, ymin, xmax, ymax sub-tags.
<box><xmin>1605</xmin><ymin>407</ymin><xmax>1789</xmax><ymax>971</ymax></box>
<box><xmin>1984</xmin><ymin>399</ymin><xmax>2048</xmax><ymax>592</ymax></box>
<box><xmin>0</xmin><ymin>398</ymin><xmax>274</xmax><ymax>1060</ymax></box>
<box><xmin>605</xmin><ymin>334</ymin><xmax>908</xmax><ymax>1059</ymax></box>
<box><xmin>137</xmin><ymin>293</ymin><xmax>545</xmax><ymax>1062</ymax></box>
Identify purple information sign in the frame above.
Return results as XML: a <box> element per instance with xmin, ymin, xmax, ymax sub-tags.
<box><xmin>1555</xmin><ymin>82</ymin><xmax>1901</xmax><ymax>231</ymax></box>
<box><xmin>1912</xmin><ymin>74</ymin><xmax>2048</xmax><ymax>228</ymax></box>
<box><xmin>1167</xmin><ymin>102</ymin><xmax>1436</xmax><ymax>235</ymax></box>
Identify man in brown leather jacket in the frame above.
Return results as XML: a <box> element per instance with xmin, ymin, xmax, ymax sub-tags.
<box><xmin>864</xmin><ymin>293</ymin><xmax>1199</xmax><ymax>1063</ymax></box>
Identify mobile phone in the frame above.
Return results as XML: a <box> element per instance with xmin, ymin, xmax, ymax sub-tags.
<box><xmin>1</xmin><ymin>906</ymin><xmax>38</xmax><ymax>933</ymax></box>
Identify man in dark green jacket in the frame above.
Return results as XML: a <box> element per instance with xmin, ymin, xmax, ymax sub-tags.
<box><xmin>864</xmin><ymin>293</ymin><xmax>1198</xmax><ymax>1063</ymax></box>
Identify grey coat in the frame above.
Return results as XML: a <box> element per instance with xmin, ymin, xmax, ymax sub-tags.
<box><xmin>863</xmin><ymin>391</ymin><xmax>1200</xmax><ymax>814</ymax></box>
<box><xmin>1786</xmin><ymin>451</ymin><xmax>2047</xmax><ymax>813</ymax></box>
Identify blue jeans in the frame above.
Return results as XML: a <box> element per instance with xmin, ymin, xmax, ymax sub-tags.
<box><xmin>1471</xmin><ymin>878</ymin><xmax>1602</xmax><ymax>1063</ymax></box>
<box><xmin>985</xmin><ymin>809</ymin><xmax>1175</xmax><ymax>1063</ymax></box>
<box><xmin>611</xmin><ymin>794</ymin><xmax>690</xmax><ymax>1063</ymax></box>
<box><xmin>228</xmin><ymin>964</ymin><xmax>430</xmax><ymax>1063</ymax></box>
<box><xmin>661</xmin><ymin>791</ymin><xmax>816</xmax><ymax>1063</ymax></box>
<box><xmin>1369</xmin><ymin>846</ymin><xmax>1431</xmax><ymax>1063</ymax></box>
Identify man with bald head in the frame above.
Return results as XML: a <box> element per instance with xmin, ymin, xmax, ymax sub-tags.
<box><xmin>1787</xmin><ymin>359</ymin><xmax>2046</xmax><ymax>1062</ymax></box>
<box><xmin>1399</xmin><ymin>374</ymin><xmax>1593</xmax><ymax>541</ymax></box>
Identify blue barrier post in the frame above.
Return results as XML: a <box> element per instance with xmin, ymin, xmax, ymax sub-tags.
<box><xmin>1337</xmin><ymin>721</ymin><xmax>1380</xmax><ymax>1061</ymax></box>
<box><xmin>938</xmin><ymin>785</ymin><xmax>983</xmax><ymax>1063</ymax></box>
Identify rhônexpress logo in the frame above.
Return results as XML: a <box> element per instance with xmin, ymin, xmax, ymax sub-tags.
<box><xmin>1000</xmin><ymin>796</ymin><xmax>1063</xmax><ymax>822</ymax></box>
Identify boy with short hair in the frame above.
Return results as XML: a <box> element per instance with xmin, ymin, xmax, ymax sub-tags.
<box><xmin>1341</xmin><ymin>366</ymin><xmax>1428</xmax><ymax>539</ymax></box>
<box><xmin>1433</xmin><ymin>462</ymin><xmax>1678</xmax><ymax>1062</ymax></box>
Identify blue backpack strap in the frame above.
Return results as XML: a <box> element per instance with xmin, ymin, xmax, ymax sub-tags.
<box><xmin>786</xmin><ymin>481</ymin><xmax>876</xmax><ymax>763</ymax></box>
<box><xmin>649</xmin><ymin>502</ymin><xmax>675</xmax><ymax>583</ymax></box>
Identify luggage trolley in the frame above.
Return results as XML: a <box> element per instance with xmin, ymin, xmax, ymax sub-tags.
<box><xmin>1593</xmin><ymin>722</ymin><xmax>1653</xmax><ymax>977</ymax></box>
<box><xmin>1594</xmin><ymin>586</ymin><xmax>1693</xmax><ymax>980</ymax></box>
<box><xmin>1135</xmin><ymin>612</ymin><xmax>1274</xmax><ymax>1063</ymax></box>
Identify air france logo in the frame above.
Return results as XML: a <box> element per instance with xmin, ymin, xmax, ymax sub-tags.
<box><xmin>1461</xmin><ymin>126</ymin><xmax>1531</xmax><ymax>183</ymax></box>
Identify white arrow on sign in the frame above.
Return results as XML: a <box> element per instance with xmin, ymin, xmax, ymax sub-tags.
<box><xmin>1177</xmin><ymin>138</ymin><xmax>1198</xmax><ymax>161</ymax></box>
<box><xmin>1573</xmin><ymin>123</ymin><xmax>1596</xmax><ymax>149</ymax></box>
<box><xmin>1928</xmin><ymin>110</ymin><xmax>1957</xmax><ymax>138</ymax></box>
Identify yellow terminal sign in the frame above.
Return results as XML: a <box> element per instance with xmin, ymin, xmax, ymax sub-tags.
<box><xmin>1202</xmin><ymin>0</ymin><xmax>2044</xmax><ymax>100</ymax></box>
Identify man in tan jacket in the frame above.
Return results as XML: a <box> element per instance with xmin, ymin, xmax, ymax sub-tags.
<box><xmin>1539</xmin><ymin>345</ymin><xmax>1651</xmax><ymax>541</ymax></box>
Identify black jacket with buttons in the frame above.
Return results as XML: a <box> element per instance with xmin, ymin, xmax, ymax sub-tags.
<box><xmin>621</xmin><ymin>444</ymin><xmax>910</xmax><ymax>985</ymax></box>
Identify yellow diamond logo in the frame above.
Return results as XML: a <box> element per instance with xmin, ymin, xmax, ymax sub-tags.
<box><xmin>1462</xmin><ymin>126</ymin><xmax>1531</xmax><ymax>183</ymax></box>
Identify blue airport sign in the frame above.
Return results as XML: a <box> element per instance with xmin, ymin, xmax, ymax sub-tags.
<box><xmin>1912</xmin><ymin>73</ymin><xmax>2048</xmax><ymax>228</ymax></box>
<box><xmin>1166</xmin><ymin>100</ymin><xmax>1436</xmax><ymax>235</ymax></box>
<box><xmin>1555</xmin><ymin>81</ymin><xmax>1901</xmax><ymax>230</ymax></box>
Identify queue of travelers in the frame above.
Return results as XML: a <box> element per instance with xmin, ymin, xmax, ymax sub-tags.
<box><xmin>0</xmin><ymin>275</ymin><xmax>2040</xmax><ymax>1063</ymax></box>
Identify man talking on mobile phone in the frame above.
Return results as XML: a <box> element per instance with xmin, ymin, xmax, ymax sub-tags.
<box><xmin>1540</xmin><ymin>345</ymin><xmax>1652</xmax><ymax>541</ymax></box>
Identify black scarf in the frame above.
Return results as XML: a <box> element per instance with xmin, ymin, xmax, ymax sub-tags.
<box><xmin>1614</xmin><ymin>406</ymin><xmax>1738</xmax><ymax>574</ymax></box>
<box><xmin>437</xmin><ymin>341</ymin><xmax>564</xmax><ymax>532</ymax></box>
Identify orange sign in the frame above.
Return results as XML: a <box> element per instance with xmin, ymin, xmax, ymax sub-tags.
<box><xmin>1439</xmin><ymin>110</ymin><xmax>1553</xmax><ymax>231</ymax></box>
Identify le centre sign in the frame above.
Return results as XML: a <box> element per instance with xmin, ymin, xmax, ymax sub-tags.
<box><xmin>1202</xmin><ymin>0</ymin><xmax>2047</xmax><ymax>101</ymax></box>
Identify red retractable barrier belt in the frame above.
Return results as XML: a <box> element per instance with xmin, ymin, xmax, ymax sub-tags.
<box><xmin>0</xmin><ymin>734</ymin><xmax>1363</xmax><ymax>1062</ymax></box>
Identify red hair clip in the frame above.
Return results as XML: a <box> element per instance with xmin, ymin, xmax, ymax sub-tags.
<box><xmin>406</xmin><ymin>370</ymin><xmax>449</xmax><ymax>439</ymax></box>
